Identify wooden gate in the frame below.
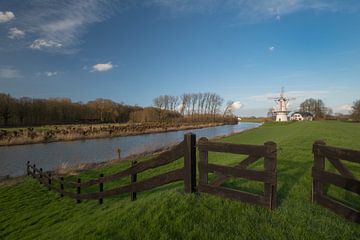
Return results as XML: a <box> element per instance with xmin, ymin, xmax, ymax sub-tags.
<box><xmin>312</xmin><ymin>140</ymin><xmax>360</xmax><ymax>223</ymax></box>
<box><xmin>27</xmin><ymin>133</ymin><xmax>197</xmax><ymax>204</ymax></box>
<box><xmin>197</xmin><ymin>138</ymin><xmax>277</xmax><ymax>209</ymax></box>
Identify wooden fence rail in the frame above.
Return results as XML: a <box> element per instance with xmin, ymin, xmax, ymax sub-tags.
<box><xmin>27</xmin><ymin>133</ymin><xmax>279</xmax><ymax>211</ymax></box>
<box><xmin>197</xmin><ymin>138</ymin><xmax>277</xmax><ymax>210</ymax></box>
<box><xmin>27</xmin><ymin>133</ymin><xmax>196</xmax><ymax>204</ymax></box>
<box><xmin>312</xmin><ymin>140</ymin><xmax>360</xmax><ymax>223</ymax></box>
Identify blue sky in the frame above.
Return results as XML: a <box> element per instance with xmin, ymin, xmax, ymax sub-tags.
<box><xmin>0</xmin><ymin>0</ymin><xmax>360</xmax><ymax>116</ymax></box>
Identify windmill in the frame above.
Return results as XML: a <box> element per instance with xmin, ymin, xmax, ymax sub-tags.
<box><xmin>268</xmin><ymin>87</ymin><xmax>295</xmax><ymax>122</ymax></box>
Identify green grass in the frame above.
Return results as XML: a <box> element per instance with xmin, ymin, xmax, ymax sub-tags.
<box><xmin>1</xmin><ymin>121</ymin><xmax>360</xmax><ymax>239</ymax></box>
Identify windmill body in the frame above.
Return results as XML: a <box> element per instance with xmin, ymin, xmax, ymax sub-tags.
<box><xmin>268</xmin><ymin>88</ymin><xmax>295</xmax><ymax>122</ymax></box>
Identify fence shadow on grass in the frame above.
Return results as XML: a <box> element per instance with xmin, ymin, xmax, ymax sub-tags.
<box><xmin>277</xmin><ymin>159</ymin><xmax>313</xmax><ymax>206</ymax></box>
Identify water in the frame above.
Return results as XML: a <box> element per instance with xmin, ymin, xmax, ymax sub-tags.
<box><xmin>0</xmin><ymin>122</ymin><xmax>261</xmax><ymax>177</ymax></box>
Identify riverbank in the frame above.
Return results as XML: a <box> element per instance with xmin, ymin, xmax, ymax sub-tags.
<box><xmin>1</xmin><ymin>121</ymin><xmax>360</xmax><ymax>239</ymax></box>
<box><xmin>0</xmin><ymin>122</ymin><xmax>233</xmax><ymax>147</ymax></box>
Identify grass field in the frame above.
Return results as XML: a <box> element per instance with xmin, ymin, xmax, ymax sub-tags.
<box><xmin>1</xmin><ymin>121</ymin><xmax>360</xmax><ymax>239</ymax></box>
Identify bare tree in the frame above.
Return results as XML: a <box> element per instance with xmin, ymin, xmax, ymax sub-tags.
<box><xmin>299</xmin><ymin>98</ymin><xmax>328</xmax><ymax>119</ymax></box>
<box><xmin>223</xmin><ymin>101</ymin><xmax>234</xmax><ymax>117</ymax></box>
<box><xmin>352</xmin><ymin>99</ymin><xmax>360</xmax><ymax>121</ymax></box>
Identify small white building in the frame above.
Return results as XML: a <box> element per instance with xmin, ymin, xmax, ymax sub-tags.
<box><xmin>290</xmin><ymin>112</ymin><xmax>314</xmax><ymax>121</ymax></box>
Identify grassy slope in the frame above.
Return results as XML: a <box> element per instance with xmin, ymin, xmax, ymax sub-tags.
<box><xmin>1</xmin><ymin>121</ymin><xmax>360</xmax><ymax>240</ymax></box>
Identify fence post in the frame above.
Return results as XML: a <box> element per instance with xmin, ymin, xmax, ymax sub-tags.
<box><xmin>48</xmin><ymin>173</ymin><xmax>52</xmax><ymax>190</ymax></box>
<box><xmin>198</xmin><ymin>137</ymin><xmax>209</xmax><ymax>186</ymax></box>
<box><xmin>33</xmin><ymin>164</ymin><xmax>36</xmax><ymax>178</ymax></box>
<box><xmin>39</xmin><ymin>168</ymin><xmax>43</xmax><ymax>184</ymax></box>
<box><xmin>184</xmin><ymin>133</ymin><xmax>196</xmax><ymax>193</ymax></box>
<box><xmin>117</xmin><ymin>148</ymin><xmax>121</xmax><ymax>160</ymax></box>
<box><xmin>312</xmin><ymin>140</ymin><xmax>326</xmax><ymax>203</ymax></box>
<box><xmin>77</xmin><ymin>178</ymin><xmax>81</xmax><ymax>203</ymax></box>
<box><xmin>60</xmin><ymin>177</ymin><xmax>64</xmax><ymax>197</ymax></box>
<box><xmin>99</xmin><ymin>173</ymin><xmax>104</xmax><ymax>204</ymax></box>
<box><xmin>26</xmin><ymin>161</ymin><xmax>30</xmax><ymax>176</ymax></box>
<box><xmin>264</xmin><ymin>141</ymin><xmax>277</xmax><ymax>210</ymax></box>
<box><xmin>130</xmin><ymin>161</ymin><xmax>138</xmax><ymax>201</ymax></box>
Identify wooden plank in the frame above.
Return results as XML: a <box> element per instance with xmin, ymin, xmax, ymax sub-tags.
<box><xmin>198</xmin><ymin>140</ymin><xmax>266</xmax><ymax>156</ymax></box>
<box><xmin>77</xmin><ymin>178</ymin><xmax>81</xmax><ymax>203</ymax></box>
<box><xmin>81</xmin><ymin>141</ymin><xmax>185</xmax><ymax>187</ymax></box>
<box><xmin>131</xmin><ymin>161</ymin><xmax>137</xmax><ymax>201</ymax></box>
<box><xmin>312</xmin><ymin>140</ymin><xmax>326</xmax><ymax>201</ymax></box>
<box><xmin>316</xmin><ymin>144</ymin><xmax>360</xmax><ymax>164</ymax></box>
<box><xmin>312</xmin><ymin>168</ymin><xmax>360</xmax><ymax>195</ymax></box>
<box><xmin>264</xmin><ymin>141</ymin><xmax>277</xmax><ymax>210</ymax></box>
<box><xmin>99</xmin><ymin>174</ymin><xmax>104</xmax><ymax>204</ymax></box>
<box><xmin>60</xmin><ymin>177</ymin><xmax>64</xmax><ymax>197</ymax></box>
<box><xmin>55</xmin><ymin>168</ymin><xmax>185</xmax><ymax>200</ymax></box>
<box><xmin>211</xmin><ymin>155</ymin><xmax>261</xmax><ymax>187</ymax></box>
<box><xmin>314</xmin><ymin>194</ymin><xmax>360</xmax><ymax>224</ymax></box>
<box><xmin>184</xmin><ymin>133</ymin><xmax>196</xmax><ymax>193</ymax></box>
<box><xmin>48</xmin><ymin>173</ymin><xmax>52</xmax><ymax>191</ymax></box>
<box><xmin>198</xmin><ymin>137</ymin><xmax>209</xmax><ymax>185</ymax></box>
<box><xmin>203</xmin><ymin>163</ymin><xmax>275</xmax><ymax>183</ymax></box>
<box><xmin>198</xmin><ymin>184</ymin><xmax>267</xmax><ymax>207</ymax></box>
<box><xmin>326</xmin><ymin>156</ymin><xmax>355</xmax><ymax>179</ymax></box>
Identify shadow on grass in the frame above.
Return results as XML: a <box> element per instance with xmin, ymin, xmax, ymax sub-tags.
<box><xmin>277</xmin><ymin>159</ymin><xmax>313</xmax><ymax>206</ymax></box>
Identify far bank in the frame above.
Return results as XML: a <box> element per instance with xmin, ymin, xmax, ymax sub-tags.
<box><xmin>0</xmin><ymin>120</ymin><xmax>237</xmax><ymax>147</ymax></box>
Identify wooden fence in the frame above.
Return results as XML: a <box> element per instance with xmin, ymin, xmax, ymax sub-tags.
<box><xmin>312</xmin><ymin>140</ymin><xmax>360</xmax><ymax>223</ymax></box>
<box><xmin>27</xmin><ymin>133</ymin><xmax>196</xmax><ymax>204</ymax></box>
<box><xmin>197</xmin><ymin>138</ymin><xmax>277</xmax><ymax>210</ymax></box>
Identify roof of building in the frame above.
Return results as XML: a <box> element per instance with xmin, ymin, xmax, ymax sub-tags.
<box><xmin>291</xmin><ymin>112</ymin><xmax>314</xmax><ymax>117</ymax></box>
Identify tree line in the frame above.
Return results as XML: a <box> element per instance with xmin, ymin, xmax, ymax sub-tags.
<box><xmin>153</xmin><ymin>93</ymin><xmax>225</xmax><ymax>116</ymax></box>
<box><xmin>0</xmin><ymin>92</ymin><xmax>238</xmax><ymax>127</ymax></box>
<box><xmin>0</xmin><ymin>93</ymin><xmax>141</xmax><ymax>126</ymax></box>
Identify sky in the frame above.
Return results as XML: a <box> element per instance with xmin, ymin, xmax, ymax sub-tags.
<box><xmin>0</xmin><ymin>0</ymin><xmax>360</xmax><ymax>116</ymax></box>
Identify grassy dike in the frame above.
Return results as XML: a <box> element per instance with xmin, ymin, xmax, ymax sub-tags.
<box><xmin>1</xmin><ymin>121</ymin><xmax>360</xmax><ymax>239</ymax></box>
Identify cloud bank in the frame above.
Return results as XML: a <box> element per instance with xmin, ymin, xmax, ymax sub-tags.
<box><xmin>0</xmin><ymin>66</ymin><xmax>21</xmax><ymax>79</ymax></box>
<box><xmin>151</xmin><ymin>0</ymin><xmax>358</xmax><ymax>20</ymax></box>
<box><xmin>11</xmin><ymin>0</ymin><xmax>119</xmax><ymax>53</ymax></box>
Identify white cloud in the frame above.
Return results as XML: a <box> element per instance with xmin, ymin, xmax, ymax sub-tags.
<box><xmin>333</xmin><ymin>104</ymin><xmax>352</xmax><ymax>114</ymax></box>
<box><xmin>0</xmin><ymin>11</ymin><xmax>15</xmax><ymax>23</ymax></box>
<box><xmin>30</xmin><ymin>39</ymin><xmax>62</xmax><ymax>50</ymax></box>
<box><xmin>8</xmin><ymin>28</ymin><xmax>25</xmax><ymax>39</ymax></box>
<box><xmin>91</xmin><ymin>62</ymin><xmax>113</xmax><ymax>72</ymax></box>
<box><xmin>269</xmin><ymin>46</ymin><xmax>275</xmax><ymax>52</ymax></box>
<box><xmin>45</xmin><ymin>71</ymin><xmax>58</xmax><ymax>77</ymax></box>
<box><xmin>231</xmin><ymin>101</ymin><xmax>243</xmax><ymax>110</ymax></box>
<box><xmin>0</xmin><ymin>66</ymin><xmax>21</xmax><ymax>79</ymax></box>
<box><xmin>276</xmin><ymin>15</ymin><xmax>281</xmax><ymax>21</ymax></box>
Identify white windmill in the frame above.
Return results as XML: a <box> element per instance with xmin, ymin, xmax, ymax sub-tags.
<box><xmin>268</xmin><ymin>87</ymin><xmax>295</xmax><ymax>122</ymax></box>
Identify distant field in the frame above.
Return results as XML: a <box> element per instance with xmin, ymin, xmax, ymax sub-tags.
<box><xmin>1</xmin><ymin>121</ymin><xmax>360</xmax><ymax>239</ymax></box>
